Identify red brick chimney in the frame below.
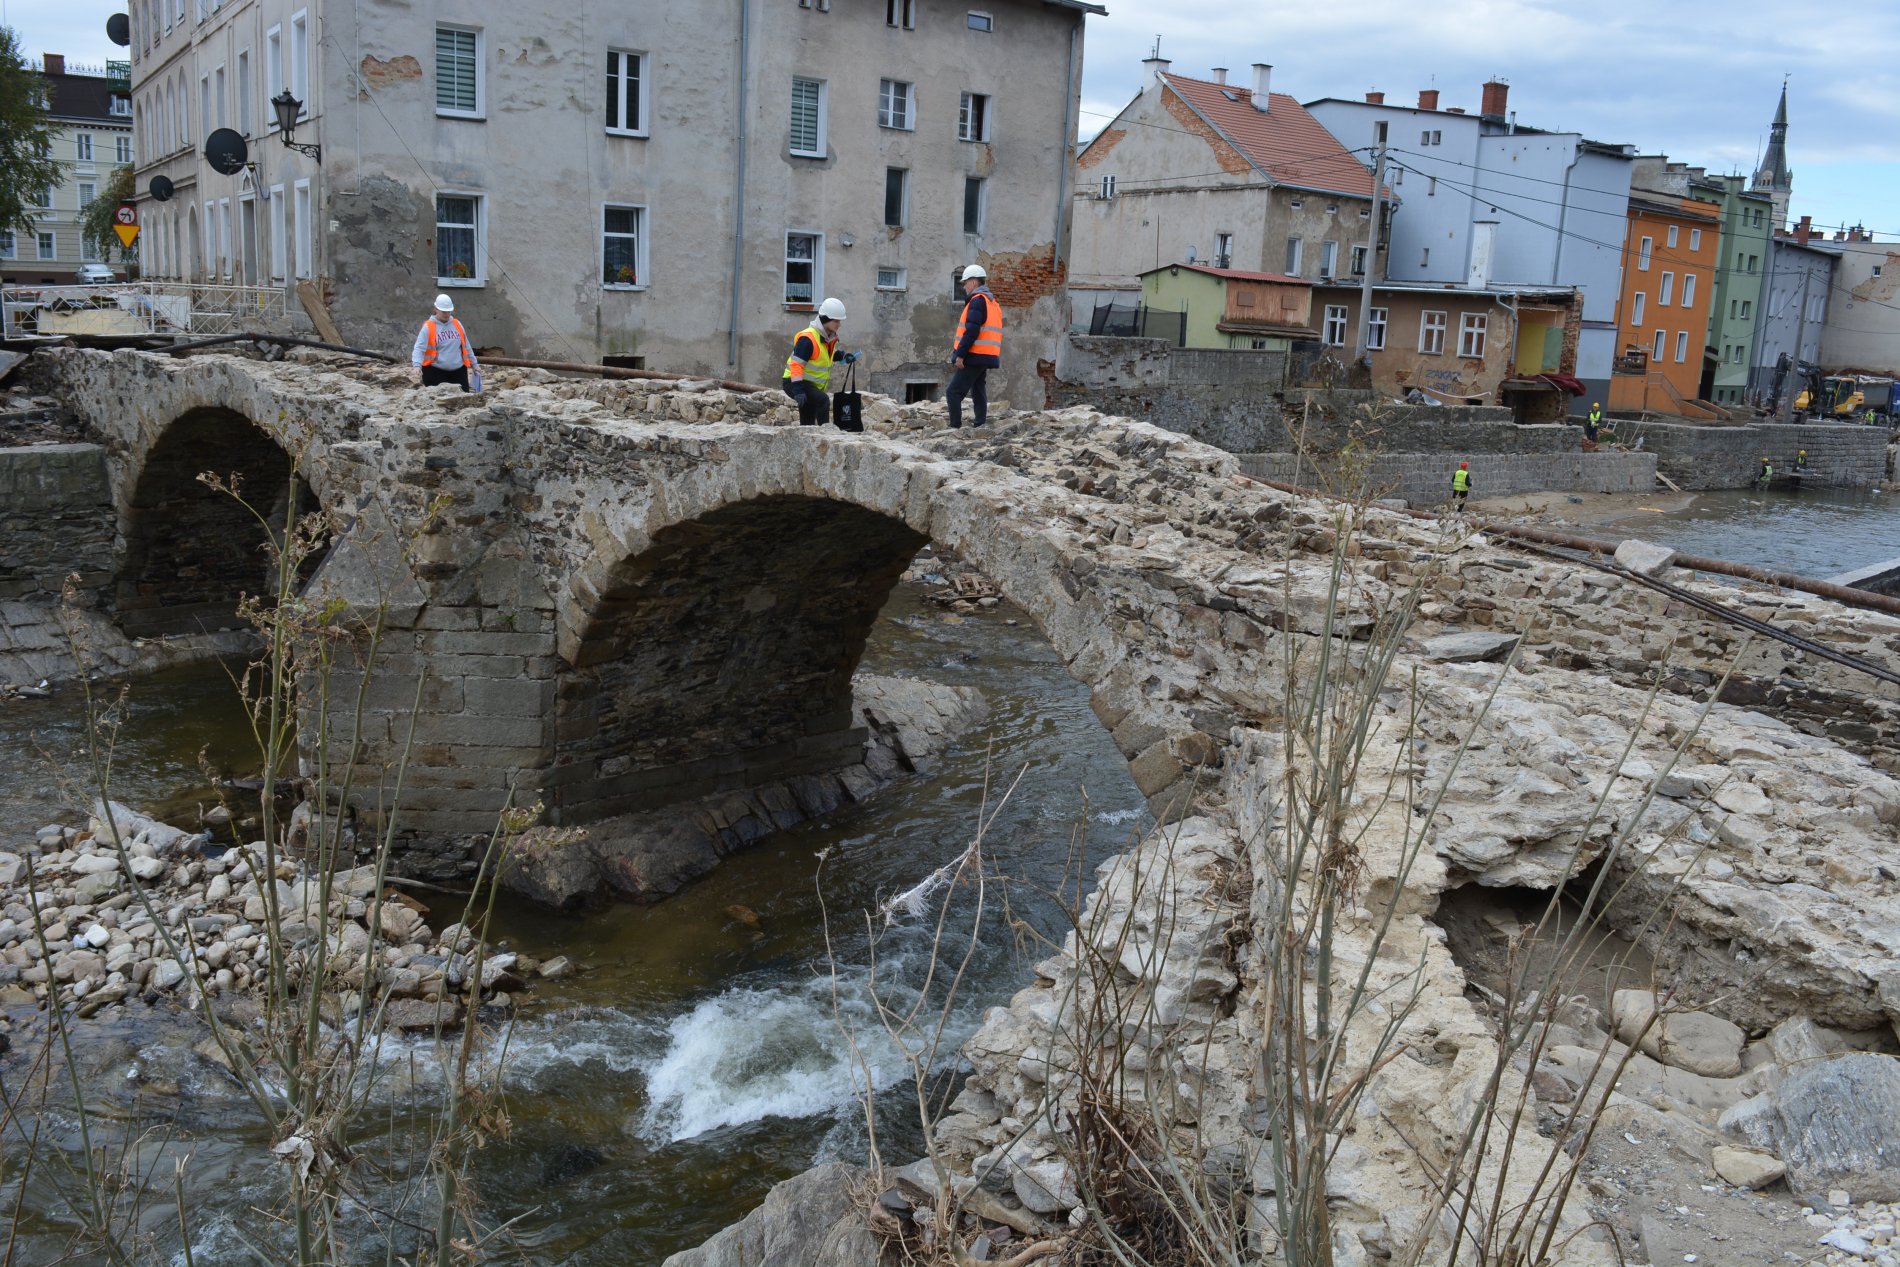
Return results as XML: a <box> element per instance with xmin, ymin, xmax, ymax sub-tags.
<box><xmin>1418</xmin><ymin>89</ymin><xmax>1439</xmax><ymax>110</ymax></box>
<box><xmin>1366</xmin><ymin>91</ymin><xmax>1385</xmax><ymax>104</ymax></box>
<box><xmin>1481</xmin><ymin>79</ymin><xmax>1509</xmax><ymax>117</ymax></box>
<box><xmin>42</xmin><ymin>54</ymin><xmax>64</xmax><ymax>75</ymax></box>
<box><xmin>1796</xmin><ymin>215</ymin><xmax>1812</xmax><ymax>244</ymax></box>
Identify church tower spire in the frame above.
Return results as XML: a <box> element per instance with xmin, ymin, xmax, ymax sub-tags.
<box><xmin>1753</xmin><ymin>80</ymin><xmax>1793</xmax><ymax>229</ymax></box>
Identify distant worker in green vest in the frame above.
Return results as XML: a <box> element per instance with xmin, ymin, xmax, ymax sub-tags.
<box><xmin>1451</xmin><ymin>461</ymin><xmax>1472</xmax><ymax>509</ymax></box>
<box><xmin>1795</xmin><ymin>449</ymin><xmax>1809</xmax><ymax>475</ymax></box>
<box><xmin>1584</xmin><ymin>402</ymin><xmax>1603</xmax><ymax>444</ymax></box>
<box><xmin>782</xmin><ymin>297</ymin><xmax>858</xmax><ymax>427</ymax></box>
<box><xmin>1756</xmin><ymin>456</ymin><xmax>1773</xmax><ymax>489</ymax></box>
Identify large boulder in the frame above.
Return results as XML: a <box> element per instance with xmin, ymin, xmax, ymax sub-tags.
<box><xmin>660</xmin><ymin>1161</ymin><xmax>880</xmax><ymax>1267</ymax></box>
<box><xmin>1774</xmin><ymin>1053</ymin><xmax>1900</xmax><ymax>1203</ymax></box>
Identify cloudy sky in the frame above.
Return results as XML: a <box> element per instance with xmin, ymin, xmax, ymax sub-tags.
<box><xmin>7</xmin><ymin>0</ymin><xmax>1894</xmax><ymax>238</ymax></box>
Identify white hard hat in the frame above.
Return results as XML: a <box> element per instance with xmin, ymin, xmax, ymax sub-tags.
<box><xmin>961</xmin><ymin>264</ymin><xmax>987</xmax><ymax>281</ymax></box>
<box><xmin>434</xmin><ymin>294</ymin><xmax>454</xmax><ymax>312</ymax></box>
<box><xmin>819</xmin><ymin>297</ymin><xmax>847</xmax><ymax>321</ymax></box>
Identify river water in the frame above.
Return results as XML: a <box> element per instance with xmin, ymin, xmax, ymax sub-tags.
<box><xmin>1603</xmin><ymin>486</ymin><xmax>1900</xmax><ymax>579</ymax></box>
<box><xmin>0</xmin><ymin>583</ymin><xmax>1149</xmax><ymax>1262</ymax></box>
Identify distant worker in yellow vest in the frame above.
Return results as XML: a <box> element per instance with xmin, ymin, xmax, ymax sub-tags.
<box><xmin>1757</xmin><ymin>456</ymin><xmax>1773</xmax><ymax>489</ymax></box>
<box><xmin>1795</xmin><ymin>449</ymin><xmax>1809</xmax><ymax>475</ymax></box>
<box><xmin>783</xmin><ymin>297</ymin><xmax>856</xmax><ymax>427</ymax></box>
<box><xmin>1451</xmin><ymin>462</ymin><xmax>1472</xmax><ymax>509</ymax></box>
<box><xmin>410</xmin><ymin>294</ymin><xmax>478</xmax><ymax>391</ymax></box>
<box><xmin>947</xmin><ymin>264</ymin><xmax>1002</xmax><ymax>430</ymax></box>
<box><xmin>1584</xmin><ymin>402</ymin><xmax>1603</xmax><ymax>444</ymax></box>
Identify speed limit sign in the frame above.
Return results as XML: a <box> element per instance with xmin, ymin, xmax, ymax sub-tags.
<box><xmin>113</xmin><ymin>202</ymin><xmax>139</xmax><ymax>248</ymax></box>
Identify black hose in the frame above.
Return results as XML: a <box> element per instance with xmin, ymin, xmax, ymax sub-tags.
<box><xmin>163</xmin><ymin>332</ymin><xmax>398</xmax><ymax>362</ymax></box>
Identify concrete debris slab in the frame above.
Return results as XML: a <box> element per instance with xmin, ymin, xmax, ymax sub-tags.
<box><xmin>1613</xmin><ymin>538</ymin><xmax>1680</xmax><ymax>575</ymax></box>
<box><xmin>1421</xmin><ymin>631</ymin><xmax>1521</xmax><ymax>662</ymax></box>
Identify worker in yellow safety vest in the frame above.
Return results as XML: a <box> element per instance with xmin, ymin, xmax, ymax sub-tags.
<box><xmin>410</xmin><ymin>294</ymin><xmax>479</xmax><ymax>392</ymax></box>
<box><xmin>1584</xmin><ymin>403</ymin><xmax>1603</xmax><ymax>443</ymax></box>
<box><xmin>782</xmin><ymin>297</ymin><xmax>858</xmax><ymax>427</ymax></box>
<box><xmin>946</xmin><ymin>264</ymin><xmax>1002</xmax><ymax>429</ymax></box>
<box><xmin>1451</xmin><ymin>461</ymin><xmax>1471</xmax><ymax>509</ymax></box>
<box><xmin>1757</xmin><ymin>456</ymin><xmax>1773</xmax><ymax>489</ymax></box>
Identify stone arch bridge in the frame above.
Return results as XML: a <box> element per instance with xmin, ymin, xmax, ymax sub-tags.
<box><xmin>51</xmin><ymin>347</ymin><xmax>1316</xmax><ymax>838</ymax></box>
<box><xmin>41</xmin><ymin>346</ymin><xmax>1900</xmax><ymax>1035</ymax></box>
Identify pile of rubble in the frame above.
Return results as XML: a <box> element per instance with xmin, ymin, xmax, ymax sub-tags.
<box><xmin>0</xmin><ymin>800</ymin><xmax>565</xmax><ymax>1027</ymax></box>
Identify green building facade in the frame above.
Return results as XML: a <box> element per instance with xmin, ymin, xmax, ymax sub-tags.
<box><xmin>1705</xmin><ymin>175</ymin><xmax>1776</xmax><ymax>405</ymax></box>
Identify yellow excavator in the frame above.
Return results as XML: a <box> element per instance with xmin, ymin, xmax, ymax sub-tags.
<box><xmin>1795</xmin><ymin>375</ymin><xmax>1894</xmax><ymax>420</ymax></box>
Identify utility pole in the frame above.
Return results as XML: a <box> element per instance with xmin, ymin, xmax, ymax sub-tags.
<box><xmin>1781</xmin><ymin>266</ymin><xmax>1812</xmax><ymax>424</ymax></box>
<box><xmin>1354</xmin><ymin>144</ymin><xmax>1387</xmax><ymax>369</ymax></box>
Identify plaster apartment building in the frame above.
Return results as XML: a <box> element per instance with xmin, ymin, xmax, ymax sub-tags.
<box><xmin>1066</xmin><ymin>59</ymin><xmax>1380</xmax><ymax>322</ymax></box>
<box><xmin>1606</xmin><ymin>158</ymin><xmax>1721</xmax><ymax>414</ymax></box>
<box><xmin>127</xmin><ymin>0</ymin><xmax>1096</xmax><ymax>407</ymax></box>
<box><xmin>1304</xmin><ymin>80</ymin><xmax>1632</xmax><ymax>409</ymax></box>
<box><xmin>1700</xmin><ymin>173</ymin><xmax>1775</xmax><ymax>406</ymax></box>
<box><xmin>1818</xmin><ymin>226</ymin><xmax>1900</xmax><ymax>376</ymax></box>
<box><xmin>1752</xmin><ymin>226</ymin><xmax>1836</xmax><ymax>401</ymax></box>
<box><xmin>1</xmin><ymin>57</ymin><xmax>134</xmax><ymax>286</ymax></box>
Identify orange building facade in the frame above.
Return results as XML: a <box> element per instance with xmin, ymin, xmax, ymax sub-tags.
<box><xmin>1607</xmin><ymin>195</ymin><xmax>1721</xmax><ymax>413</ymax></box>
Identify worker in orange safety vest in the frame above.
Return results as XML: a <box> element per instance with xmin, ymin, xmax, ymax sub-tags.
<box><xmin>946</xmin><ymin>264</ymin><xmax>1001</xmax><ymax>429</ymax></box>
<box><xmin>410</xmin><ymin>294</ymin><xmax>478</xmax><ymax>392</ymax></box>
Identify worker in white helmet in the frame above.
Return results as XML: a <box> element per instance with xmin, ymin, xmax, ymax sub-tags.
<box><xmin>410</xmin><ymin>293</ymin><xmax>479</xmax><ymax>391</ymax></box>
<box><xmin>782</xmin><ymin>297</ymin><xmax>857</xmax><ymax>427</ymax></box>
<box><xmin>946</xmin><ymin>264</ymin><xmax>1001</xmax><ymax>429</ymax></box>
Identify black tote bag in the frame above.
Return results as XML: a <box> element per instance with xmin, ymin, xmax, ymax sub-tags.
<box><xmin>831</xmin><ymin>361</ymin><xmax>864</xmax><ymax>432</ymax></box>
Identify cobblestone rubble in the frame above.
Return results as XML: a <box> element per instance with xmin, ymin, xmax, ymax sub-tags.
<box><xmin>35</xmin><ymin>348</ymin><xmax>1900</xmax><ymax>1262</ymax></box>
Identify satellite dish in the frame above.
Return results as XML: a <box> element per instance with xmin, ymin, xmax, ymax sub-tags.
<box><xmin>149</xmin><ymin>175</ymin><xmax>174</xmax><ymax>202</ymax></box>
<box><xmin>106</xmin><ymin>14</ymin><xmax>131</xmax><ymax>46</ymax></box>
<box><xmin>204</xmin><ymin>128</ymin><xmax>249</xmax><ymax>176</ymax></box>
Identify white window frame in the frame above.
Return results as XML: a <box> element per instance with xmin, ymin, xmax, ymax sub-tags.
<box><xmin>218</xmin><ymin>197</ymin><xmax>231</xmax><ymax>278</ymax></box>
<box><xmin>958</xmin><ymin>91</ymin><xmax>990</xmax><ymax>142</ymax></box>
<box><xmin>77</xmin><ymin>182</ymin><xmax>96</xmax><ymax>208</ymax></box>
<box><xmin>605</xmin><ymin>49</ymin><xmax>648</xmax><ymax>137</ymax></box>
<box><xmin>200</xmin><ymin>75</ymin><xmax>210</xmax><ymax>142</ymax></box>
<box><xmin>784</xmin><ymin>230</ymin><xmax>823</xmax><ymax>308</ymax></box>
<box><xmin>1658</xmin><ymin>272</ymin><xmax>1674</xmax><ymax>306</ymax></box>
<box><xmin>1350</xmin><ymin>244</ymin><xmax>1366</xmax><ymax>276</ymax></box>
<box><xmin>601</xmin><ymin>202</ymin><xmax>646</xmax><ymax>290</ymax></box>
<box><xmin>1675</xmin><ymin>331</ymin><xmax>1689</xmax><ymax>363</ymax></box>
<box><xmin>293</xmin><ymin>179</ymin><xmax>312</xmax><ymax>279</ymax></box>
<box><xmin>876</xmin><ymin>266</ymin><xmax>907</xmax><ymax>291</ymax></box>
<box><xmin>1322</xmin><ymin>305</ymin><xmax>1348</xmax><ymax>346</ymax></box>
<box><xmin>237</xmin><ymin>49</ymin><xmax>250</xmax><ymax>134</ymax></box>
<box><xmin>81</xmin><ymin>234</ymin><xmax>99</xmax><ymax>262</ymax></box>
<box><xmin>1098</xmin><ymin>174</ymin><xmax>1116</xmax><ymax>200</ymax></box>
<box><xmin>1458</xmin><ymin>312</ymin><xmax>1486</xmax><ymax>358</ymax></box>
<box><xmin>37</xmin><ymin>231</ymin><xmax>56</xmax><ymax>261</ymax></box>
<box><xmin>1733</xmin><ymin>346</ymin><xmax>1743</xmax><ymax>364</ymax></box>
<box><xmin>1666</xmin><ymin>224</ymin><xmax>1679</xmax><ymax>248</ymax></box>
<box><xmin>290</xmin><ymin>11</ymin><xmax>309</xmax><ymax>110</ymax></box>
<box><xmin>967</xmin><ymin>10</ymin><xmax>994</xmax><ymax>30</ymax></box>
<box><xmin>1652</xmin><ymin>329</ymin><xmax>1666</xmax><ymax>361</ymax></box>
<box><xmin>433</xmin><ymin>190</ymin><xmax>483</xmax><ymax>286</ymax></box>
<box><xmin>1320</xmin><ymin>240</ymin><xmax>1339</xmax><ymax>280</ymax></box>
<box><xmin>1681</xmin><ymin>273</ymin><xmax>1696</xmax><ymax>308</ymax></box>
<box><xmin>886</xmin><ymin>0</ymin><xmax>915</xmax><ymax>27</ymax></box>
<box><xmin>266</xmin><ymin>26</ymin><xmax>282</xmax><ymax>106</ymax></box>
<box><xmin>878</xmin><ymin>78</ymin><xmax>914</xmax><ymax>131</ymax></box>
<box><xmin>1631</xmin><ymin>292</ymin><xmax>1645</xmax><ymax>325</ymax></box>
<box><xmin>214</xmin><ymin>63</ymin><xmax>226</xmax><ymax>129</ymax></box>
<box><xmin>1285</xmin><ymin>236</ymin><xmax>1302</xmax><ymax>276</ymax></box>
<box><xmin>1689</xmin><ymin>228</ymin><xmax>1702</xmax><ymax>251</ymax></box>
<box><xmin>962</xmin><ymin>177</ymin><xmax>986</xmax><ymax>236</ymax></box>
<box><xmin>202</xmin><ymin>200</ymin><xmax>214</xmax><ymax>272</ymax></box>
<box><xmin>1637</xmin><ymin>236</ymin><xmax>1652</xmax><ymax>270</ymax></box>
<box><xmin>1367</xmin><ymin>306</ymin><xmax>1387</xmax><ymax>350</ymax></box>
<box><xmin>270</xmin><ymin>183</ymin><xmax>287</xmax><ymax>281</ymax></box>
<box><xmin>434</xmin><ymin>23</ymin><xmax>482</xmax><ymax>119</ymax></box>
<box><xmin>75</xmin><ymin>133</ymin><xmax>93</xmax><ymax>162</ymax></box>
<box><xmin>1216</xmin><ymin>232</ymin><xmax>1234</xmax><ymax>269</ymax></box>
<box><xmin>790</xmin><ymin>77</ymin><xmax>827</xmax><ymax>157</ymax></box>
<box><xmin>116</xmin><ymin>134</ymin><xmax>134</xmax><ymax>163</ymax></box>
<box><xmin>0</xmin><ymin>231</ymin><xmax>14</xmax><ymax>260</ymax></box>
<box><xmin>883</xmin><ymin>166</ymin><xmax>909</xmax><ymax>229</ymax></box>
<box><xmin>1419</xmin><ymin>310</ymin><xmax>1446</xmax><ymax>354</ymax></box>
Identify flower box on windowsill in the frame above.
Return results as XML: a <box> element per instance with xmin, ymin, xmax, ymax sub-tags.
<box><xmin>603</xmin><ymin>283</ymin><xmax>646</xmax><ymax>292</ymax></box>
<box><xmin>784</xmin><ymin>303</ymin><xmax>815</xmax><ymax>312</ymax></box>
<box><xmin>436</xmin><ymin>277</ymin><xmax>484</xmax><ymax>288</ymax></box>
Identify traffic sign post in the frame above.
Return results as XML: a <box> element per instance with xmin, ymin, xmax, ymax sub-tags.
<box><xmin>113</xmin><ymin>202</ymin><xmax>139</xmax><ymax>249</ymax></box>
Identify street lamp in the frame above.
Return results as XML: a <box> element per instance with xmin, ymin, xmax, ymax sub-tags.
<box><xmin>270</xmin><ymin>90</ymin><xmax>321</xmax><ymax>162</ymax></box>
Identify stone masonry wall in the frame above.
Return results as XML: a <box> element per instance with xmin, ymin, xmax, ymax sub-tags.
<box><xmin>1238</xmin><ymin>450</ymin><xmax>1658</xmax><ymax>504</ymax></box>
<box><xmin>0</xmin><ymin>444</ymin><xmax>114</xmax><ymax>604</ymax></box>
<box><xmin>1632</xmin><ymin>420</ymin><xmax>1887</xmax><ymax>490</ymax></box>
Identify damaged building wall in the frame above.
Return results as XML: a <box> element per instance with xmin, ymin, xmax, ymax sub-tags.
<box><xmin>316</xmin><ymin>0</ymin><xmax>1083</xmax><ymax>411</ymax></box>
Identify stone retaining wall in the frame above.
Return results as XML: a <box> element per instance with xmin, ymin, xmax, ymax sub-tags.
<box><xmin>1630</xmin><ymin>421</ymin><xmax>1888</xmax><ymax>490</ymax></box>
<box><xmin>1237</xmin><ymin>450</ymin><xmax>1658</xmax><ymax>504</ymax></box>
<box><xmin>0</xmin><ymin>444</ymin><xmax>114</xmax><ymax>603</ymax></box>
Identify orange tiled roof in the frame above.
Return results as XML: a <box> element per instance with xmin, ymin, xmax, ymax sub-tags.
<box><xmin>1162</xmin><ymin>74</ymin><xmax>1377</xmax><ymax>199</ymax></box>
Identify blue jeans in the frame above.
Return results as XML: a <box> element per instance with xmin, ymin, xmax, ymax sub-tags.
<box><xmin>946</xmin><ymin>365</ymin><xmax>988</xmax><ymax>429</ymax></box>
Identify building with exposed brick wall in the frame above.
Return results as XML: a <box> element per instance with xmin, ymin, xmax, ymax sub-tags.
<box><xmin>1067</xmin><ymin>58</ymin><xmax>1380</xmax><ymax>343</ymax></box>
<box><xmin>127</xmin><ymin>0</ymin><xmax>1097</xmax><ymax>406</ymax></box>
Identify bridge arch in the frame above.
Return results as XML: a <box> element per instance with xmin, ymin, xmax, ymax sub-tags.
<box><xmin>114</xmin><ymin>405</ymin><xmax>331</xmax><ymax>637</ymax></box>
